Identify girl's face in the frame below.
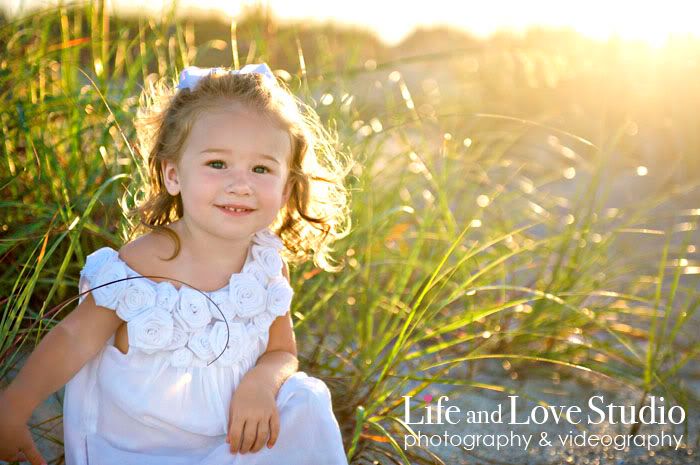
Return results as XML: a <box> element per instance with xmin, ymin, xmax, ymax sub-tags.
<box><xmin>162</xmin><ymin>104</ymin><xmax>291</xmax><ymax>243</ymax></box>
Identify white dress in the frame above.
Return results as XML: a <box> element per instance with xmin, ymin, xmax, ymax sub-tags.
<box><xmin>62</xmin><ymin>228</ymin><xmax>348</xmax><ymax>465</ymax></box>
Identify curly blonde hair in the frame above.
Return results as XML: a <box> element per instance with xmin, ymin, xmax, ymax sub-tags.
<box><xmin>128</xmin><ymin>67</ymin><xmax>353</xmax><ymax>272</ymax></box>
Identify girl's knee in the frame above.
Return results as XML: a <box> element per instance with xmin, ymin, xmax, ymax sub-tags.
<box><xmin>286</xmin><ymin>373</ymin><xmax>332</xmax><ymax>410</ymax></box>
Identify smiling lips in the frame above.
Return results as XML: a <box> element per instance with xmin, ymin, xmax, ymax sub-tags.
<box><xmin>216</xmin><ymin>204</ymin><xmax>256</xmax><ymax>216</ymax></box>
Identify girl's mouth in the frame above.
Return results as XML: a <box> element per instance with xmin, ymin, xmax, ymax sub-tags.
<box><xmin>217</xmin><ymin>205</ymin><xmax>255</xmax><ymax>216</ymax></box>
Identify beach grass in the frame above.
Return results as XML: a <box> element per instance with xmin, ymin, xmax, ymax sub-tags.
<box><xmin>1</xmin><ymin>1</ymin><xmax>698</xmax><ymax>464</ymax></box>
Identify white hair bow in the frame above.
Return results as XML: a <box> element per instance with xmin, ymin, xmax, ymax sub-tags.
<box><xmin>176</xmin><ymin>63</ymin><xmax>276</xmax><ymax>91</ymax></box>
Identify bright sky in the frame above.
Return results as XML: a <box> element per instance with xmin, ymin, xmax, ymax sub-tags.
<box><xmin>3</xmin><ymin>0</ymin><xmax>699</xmax><ymax>47</ymax></box>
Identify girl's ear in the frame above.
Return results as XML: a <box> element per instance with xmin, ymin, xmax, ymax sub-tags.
<box><xmin>162</xmin><ymin>159</ymin><xmax>181</xmax><ymax>196</ymax></box>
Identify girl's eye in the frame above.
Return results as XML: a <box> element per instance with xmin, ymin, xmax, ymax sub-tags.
<box><xmin>207</xmin><ymin>160</ymin><xmax>225</xmax><ymax>169</ymax></box>
<box><xmin>206</xmin><ymin>161</ymin><xmax>270</xmax><ymax>174</ymax></box>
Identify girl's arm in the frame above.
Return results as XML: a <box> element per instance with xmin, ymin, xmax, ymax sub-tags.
<box><xmin>1</xmin><ymin>292</ymin><xmax>123</xmax><ymax>420</ymax></box>
<box><xmin>238</xmin><ymin>260</ymin><xmax>298</xmax><ymax>396</ymax></box>
<box><xmin>0</xmin><ymin>293</ymin><xmax>123</xmax><ymax>463</ymax></box>
<box><xmin>227</xmin><ymin>261</ymin><xmax>298</xmax><ymax>453</ymax></box>
<box><xmin>242</xmin><ymin>312</ymin><xmax>299</xmax><ymax>395</ymax></box>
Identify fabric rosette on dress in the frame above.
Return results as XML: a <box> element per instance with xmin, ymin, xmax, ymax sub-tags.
<box><xmin>90</xmin><ymin>261</ymin><xmax>129</xmax><ymax>309</ymax></box>
<box><xmin>187</xmin><ymin>329</ymin><xmax>216</xmax><ymax>366</ymax></box>
<box><xmin>79</xmin><ymin>248</ymin><xmax>117</xmax><ymax>298</ymax></box>
<box><xmin>116</xmin><ymin>280</ymin><xmax>156</xmax><ymax>320</ymax></box>
<box><xmin>229</xmin><ymin>273</ymin><xmax>267</xmax><ymax>319</ymax></box>
<box><xmin>267</xmin><ymin>277</ymin><xmax>294</xmax><ymax>315</ymax></box>
<box><xmin>128</xmin><ymin>308</ymin><xmax>175</xmax><ymax>354</ymax></box>
<box><xmin>252</xmin><ymin>246</ymin><xmax>284</xmax><ymax>279</ymax></box>
<box><xmin>242</xmin><ymin>260</ymin><xmax>269</xmax><ymax>287</ymax></box>
<box><xmin>155</xmin><ymin>281</ymin><xmax>179</xmax><ymax>312</ymax></box>
<box><xmin>175</xmin><ymin>287</ymin><xmax>212</xmax><ymax>332</ymax></box>
<box><xmin>208</xmin><ymin>321</ymin><xmax>250</xmax><ymax>367</ymax></box>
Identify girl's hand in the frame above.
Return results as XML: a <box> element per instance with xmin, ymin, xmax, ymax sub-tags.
<box><xmin>226</xmin><ymin>380</ymin><xmax>280</xmax><ymax>455</ymax></box>
<box><xmin>0</xmin><ymin>392</ymin><xmax>47</xmax><ymax>465</ymax></box>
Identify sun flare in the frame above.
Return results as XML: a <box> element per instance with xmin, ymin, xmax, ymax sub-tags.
<box><xmin>5</xmin><ymin>0</ymin><xmax>699</xmax><ymax>49</ymax></box>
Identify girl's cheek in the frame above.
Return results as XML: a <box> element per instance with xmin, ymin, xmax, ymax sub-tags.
<box><xmin>199</xmin><ymin>170</ymin><xmax>230</xmax><ymax>185</ymax></box>
<box><xmin>198</xmin><ymin>168</ymin><xmax>219</xmax><ymax>178</ymax></box>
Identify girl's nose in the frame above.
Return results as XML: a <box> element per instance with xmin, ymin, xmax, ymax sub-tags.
<box><xmin>224</xmin><ymin>175</ymin><xmax>253</xmax><ymax>195</ymax></box>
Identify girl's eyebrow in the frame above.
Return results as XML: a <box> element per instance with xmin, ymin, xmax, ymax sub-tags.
<box><xmin>199</xmin><ymin>148</ymin><xmax>281</xmax><ymax>165</ymax></box>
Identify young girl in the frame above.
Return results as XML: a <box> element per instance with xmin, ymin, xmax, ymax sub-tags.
<box><xmin>0</xmin><ymin>63</ymin><xmax>352</xmax><ymax>465</ymax></box>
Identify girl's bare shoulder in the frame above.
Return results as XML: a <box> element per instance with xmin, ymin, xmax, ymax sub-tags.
<box><xmin>118</xmin><ymin>230</ymin><xmax>176</xmax><ymax>272</ymax></box>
